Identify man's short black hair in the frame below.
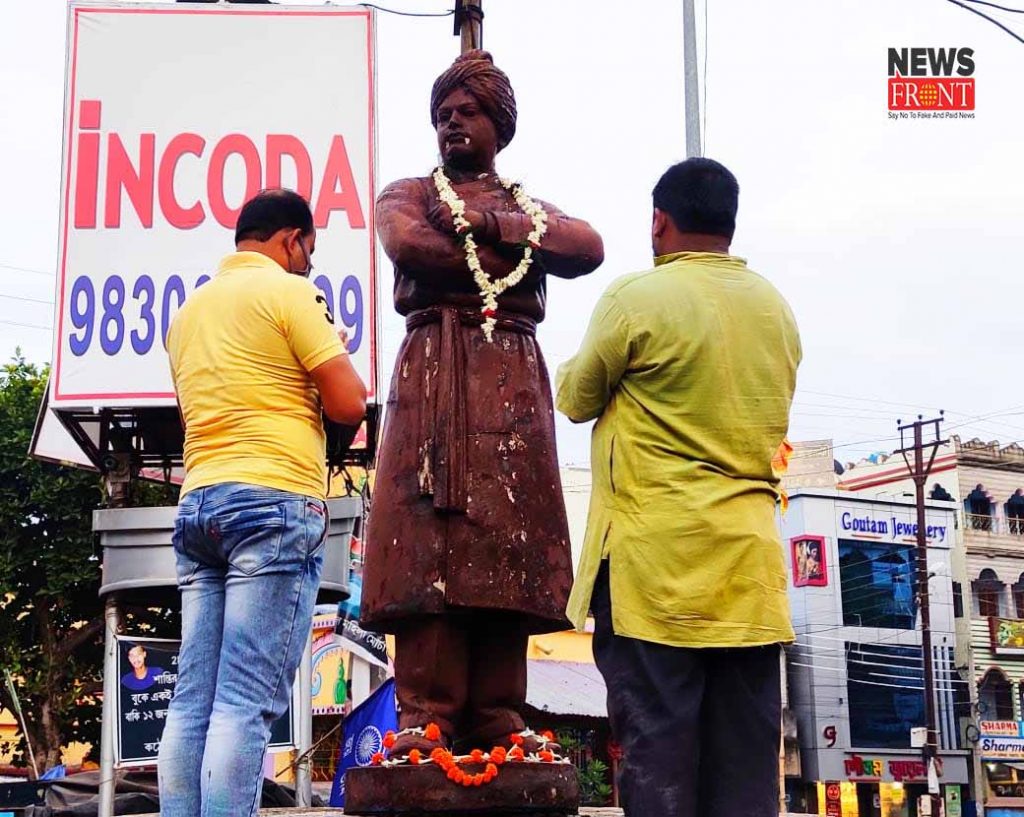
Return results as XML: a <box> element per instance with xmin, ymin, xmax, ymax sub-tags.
<box><xmin>235</xmin><ymin>188</ymin><xmax>314</xmax><ymax>244</ymax></box>
<box><xmin>652</xmin><ymin>158</ymin><xmax>739</xmax><ymax>240</ymax></box>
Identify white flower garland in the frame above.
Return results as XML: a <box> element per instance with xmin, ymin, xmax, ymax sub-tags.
<box><xmin>432</xmin><ymin>167</ymin><xmax>548</xmax><ymax>342</ymax></box>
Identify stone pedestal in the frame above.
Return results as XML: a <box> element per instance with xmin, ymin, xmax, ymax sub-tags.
<box><xmin>345</xmin><ymin>763</ymin><xmax>580</xmax><ymax>816</ymax></box>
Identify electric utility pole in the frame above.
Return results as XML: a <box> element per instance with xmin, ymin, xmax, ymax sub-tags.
<box><xmin>897</xmin><ymin>413</ymin><xmax>949</xmax><ymax>817</ymax></box>
<box><xmin>682</xmin><ymin>0</ymin><xmax>702</xmax><ymax>157</ymax></box>
<box><xmin>454</xmin><ymin>0</ymin><xmax>483</xmax><ymax>53</ymax></box>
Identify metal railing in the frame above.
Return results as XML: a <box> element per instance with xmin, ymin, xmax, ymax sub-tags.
<box><xmin>965</xmin><ymin>512</ymin><xmax>1024</xmax><ymax>536</ymax></box>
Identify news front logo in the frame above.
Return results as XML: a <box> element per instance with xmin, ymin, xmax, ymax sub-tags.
<box><xmin>887</xmin><ymin>47</ymin><xmax>976</xmax><ymax>120</ymax></box>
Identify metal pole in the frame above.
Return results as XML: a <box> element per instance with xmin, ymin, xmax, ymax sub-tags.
<box><xmin>899</xmin><ymin>415</ymin><xmax>947</xmax><ymax>817</ymax></box>
<box><xmin>682</xmin><ymin>0</ymin><xmax>702</xmax><ymax>157</ymax></box>
<box><xmin>295</xmin><ymin>629</ymin><xmax>313</xmax><ymax>808</ymax></box>
<box><xmin>97</xmin><ymin>594</ymin><xmax>121</xmax><ymax>817</ymax></box>
<box><xmin>98</xmin><ymin>456</ymin><xmax>130</xmax><ymax>817</ymax></box>
<box><xmin>913</xmin><ymin>422</ymin><xmax>942</xmax><ymax>817</ymax></box>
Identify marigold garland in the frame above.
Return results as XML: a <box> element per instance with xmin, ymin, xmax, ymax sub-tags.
<box><xmin>432</xmin><ymin>167</ymin><xmax>548</xmax><ymax>343</ymax></box>
<box><xmin>369</xmin><ymin>725</ymin><xmax>567</xmax><ymax>789</ymax></box>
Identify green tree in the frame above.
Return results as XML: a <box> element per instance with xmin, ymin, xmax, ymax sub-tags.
<box><xmin>0</xmin><ymin>354</ymin><xmax>107</xmax><ymax>774</ymax></box>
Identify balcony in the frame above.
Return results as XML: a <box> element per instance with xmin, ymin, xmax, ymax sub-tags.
<box><xmin>965</xmin><ymin>512</ymin><xmax>1024</xmax><ymax>537</ymax></box>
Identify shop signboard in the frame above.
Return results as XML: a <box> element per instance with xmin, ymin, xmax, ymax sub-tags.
<box><xmin>51</xmin><ymin>3</ymin><xmax>380</xmax><ymax>412</ymax></box>
<box><xmin>980</xmin><ymin>720</ymin><xmax>1024</xmax><ymax>760</ymax></box>
<box><xmin>844</xmin><ymin>753</ymin><xmax>944</xmax><ymax>782</ymax></box>
<box><xmin>990</xmin><ymin>618</ymin><xmax>1024</xmax><ymax>655</ymax></box>
<box><xmin>115</xmin><ymin>637</ymin><xmax>294</xmax><ymax>766</ymax></box>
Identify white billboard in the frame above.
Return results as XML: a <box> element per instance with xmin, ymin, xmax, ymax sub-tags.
<box><xmin>51</xmin><ymin>2</ymin><xmax>379</xmax><ymax>408</ymax></box>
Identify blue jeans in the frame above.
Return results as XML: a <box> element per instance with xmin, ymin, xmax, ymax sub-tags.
<box><xmin>158</xmin><ymin>483</ymin><xmax>327</xmax><ymax>817</ymax></box>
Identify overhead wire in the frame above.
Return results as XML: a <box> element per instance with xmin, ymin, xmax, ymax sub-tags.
<box><xmin>945</xmin><ymin>0</ymin><xmax>1024</xmax><ymax>45</ymax></box>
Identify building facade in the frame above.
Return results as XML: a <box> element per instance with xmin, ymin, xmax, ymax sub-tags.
<box><xmin>780</xmin><ymin>490</ymin><xmax>970</xmax><ymax>817</ymax></box>
<box><xmin>841</xmin><ymin>437</ymin><xmax>1024</xmax><ymax>816</ymax></box>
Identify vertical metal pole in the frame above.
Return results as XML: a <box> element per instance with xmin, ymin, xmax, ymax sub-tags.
<box><xmin>295</xmin><ymin>630</ymin><xmax>313</xmax><ymax>808</ymax></box>
<box><xmin>900</xmin><ymin>416</ymin><xmax>947</xmax><ymax>817</ymax></box>
<box><xmin>98</xmin><ymin>456</ymin><xmax>130</xmax><ymax>817</ymax></box>
<box><xmin>913</xmin><ymin>422</ymin><xmax>942</xmax><ymax>817</ymax></box>
<box><xmin>967</xmin><ymin>642</ymin><xmax>987</xmax><ymax>816</ymax></box>
<box><xmin>682</xmin><ymin>0</ymin><xmax>702</xmax><ymax>157</ymax></box>
<box><xmin>97</xmin><ymin>594</ymin><xmax>121</xmax><ymax>817</ymax></box>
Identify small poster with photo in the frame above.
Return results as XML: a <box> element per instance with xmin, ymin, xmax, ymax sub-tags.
<box><xmin>791</xmin><ymin>535</ymin><xmax>828</xmax><ymax>587</ymax></box>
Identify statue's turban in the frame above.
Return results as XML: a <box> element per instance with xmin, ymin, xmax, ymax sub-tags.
<box><xmin>430</xmin><ymin>50</ymin><xmax>517</xmax><ymax>151</ymax></box>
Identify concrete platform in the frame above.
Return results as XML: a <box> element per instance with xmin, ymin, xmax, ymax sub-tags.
<box><xmin>344</xmin><ymin>763</ymin><xmax>579</xmax><ymax>816</ymax></box>
<box><xmin>137</xmin><ymin>809</ymin><xmax>623</xmax><ymax>816</ymax></box>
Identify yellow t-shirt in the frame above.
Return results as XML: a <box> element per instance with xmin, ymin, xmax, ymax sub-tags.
<box><xmin>556</xmin><ymin>251</ymin><xmax>802</xmax><ymax>648</ymax></box>
<box><xmin>167</xmin><ymin>251</ymin><xmax>345</xmax><ymax>500</ymax></box>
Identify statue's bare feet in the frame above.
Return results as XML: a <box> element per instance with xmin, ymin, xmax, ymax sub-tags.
<box><xmin>481</xmin><ymin>728</ymin><xmax>561</xmax><ymax>758</ymax></box>
<box><xmin>385</xmin><ymin>724</ymin><xmax>449</xmax><ymax>760</ymax></box>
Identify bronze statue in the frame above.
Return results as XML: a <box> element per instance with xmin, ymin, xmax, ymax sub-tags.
<box><xmin>361</xmin><ymin>50</ymin><xmax>603</xmax><ymax>757</ymax></box>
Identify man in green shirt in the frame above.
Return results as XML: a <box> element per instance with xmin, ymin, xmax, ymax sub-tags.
<box><xmin>556</xmin><ymin>158</ymin><xmax>801</xmax><ymax>817</ymax></box>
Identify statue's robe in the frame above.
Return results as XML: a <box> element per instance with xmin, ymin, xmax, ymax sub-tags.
<box><xmin>361</xmin><ymin>172</ymin><xmax>603</xmax><ymax>634</ymax></box>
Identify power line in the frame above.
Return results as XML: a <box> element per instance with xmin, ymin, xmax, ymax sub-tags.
<box><xmin>0</xmin><ymin>262</ymin><xmax>55</xmax><ymax>278</ymax></box>
<box><xmin>0</xmin><ymin>292</ymin><xmax>54</xmax><ymax>306</ymax></box>
<box><xmin>945</xmin><ymin>0</ymin><xmax>1024</xmax><ymax>44</ymax></box>
<box><xmin>0</xmin><ymin>319</ymin><xmax>52</xmax><ymax>331</ymax></box>
<box><xmin>358</xmin><ymin>3</ymin><xmax>454</xmax><ymax>17</ymax></box>
<box><xmin>960</xmin><ymin>0</ymin><xmax>1024</xmax><ymax>12</ymax></box>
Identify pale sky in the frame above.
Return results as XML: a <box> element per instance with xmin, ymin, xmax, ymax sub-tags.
<box><xmin>2</xmin><ymin>0</ymin><xmax>1023</xmax><ymax>468</ymax></box>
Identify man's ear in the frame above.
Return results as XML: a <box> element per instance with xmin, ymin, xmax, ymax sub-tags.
<box><xmin>652</xmin><ymin>208</ymin><xmax>669</xmax><ymax>240</ymax></box>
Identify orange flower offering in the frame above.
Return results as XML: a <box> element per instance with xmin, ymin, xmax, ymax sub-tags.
<box><xmin>539</xmin><ymin>750</ymin><xmax>555</xmax><ymax>762</ymax></box>
<box><xmin>490</xmin><ymin>746</ymin><xmax>507</xmax><ymax>764</ymax></box>
<box><xmin>371</xmin><ymin>752</ymin><xmax>385</xmax><ymax>766</ymax></box>
<box><xmin>509</xmin><ymin>733</ymin><xmax>524</xmax><ymax>746</ymax></box>
<box><xmin>430</xmin><ymin>747</ymin><xmax>448</xmax><ymax>763</ymax></box>
<box><xmin>470</xmin><ymin>749</ymin><xmax>484</xmax><ymax>763</ymax></box>
<box><xmin>485</xmin><ymin>763</ymin><xmax>498</xmax><ymax>779</ymax></box>
<box><xmin>508</xmin><ymin>746</ymin><xmax>525</xmax><ymax>761</ymax></box>
<box><xmin>541</xmin><ymin>730</ymin><xmax>555</xmax><ymax>741</ymax></box>
<box><xmin>424</xmin><ymin>723</ymin><xmax>442</xmax><ymax>741</ymax></box>
<box><xmin>407</xmin><ymin>749</ymin><xmax>422</xmax><ymax>765</ymax></box>
<box><xmin>473</xmin><ymin>773</ymin><xmax>485</xmax><ymax>786</ymax></box>
<box><xmin>383</xmin><ymin>731</ymin><xmax>397</xmax><ymax>750</ymax></box>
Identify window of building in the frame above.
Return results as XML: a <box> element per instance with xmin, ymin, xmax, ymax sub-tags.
<box><xmin>966</xmin><ymin>484</ymin><xmax>995</xmax><ymax>531</ymax></box>
<box><xmin>1007</xmin><ymin>490</ymin><xmax>1024</xmax><ymax>536</ymax></box>
<box><xmin>930</xmin><ymin>482</ymin><xmax>954</xmax><ymax>502</ymax></box>
<box><xmin>838</xmin><ymin>540</ymin><xmax>916</xmax><ymax>629</ymax></box>
<box><xmin>1014</xmin><ymin>575</ymin><xmax>1024</xmax><ymax>619</ymax></box>
<box><xmin>979</xmin><ymin>668</ymin><xmax>1015</xmax><ymax>721</ymax></box>
<box><xmin>846</xmin><ymin>642</ymin><xmax>924</xmax><ymax>749</ymax></box>
<box><xmin>975</xmin><ymin>568</ymin><xmax>1004</xmax><ymax>618</ymax></box>
<box><xmin>953</xmin><ymin>581</ymin><xmax>964</xmax><ymax>619</ymax></box>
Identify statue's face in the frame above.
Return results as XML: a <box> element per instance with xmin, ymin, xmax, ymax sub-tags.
<box><xmin>435</xmin><ymin>88</ymin><xmax>498</xmax><ymax>171</ymax></box>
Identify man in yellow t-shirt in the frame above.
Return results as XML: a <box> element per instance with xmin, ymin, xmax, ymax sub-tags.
<box><xmin>557</xmin><ymin>159</ymin><xmax>801</xmax><ymax>817</ymax></box>
<box><xmin>159</xmin><ymin>189</ymin><xmax>366</xmax><ymax>817</ymax></box>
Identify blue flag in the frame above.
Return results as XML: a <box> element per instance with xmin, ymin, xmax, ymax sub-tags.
<box><xmin>329</xmin><ymin>678</ymin><xmax>398</xmax><ymax>808</ymax></box>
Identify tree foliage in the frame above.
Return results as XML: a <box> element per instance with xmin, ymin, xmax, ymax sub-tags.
<box><xmin>0</xmin><ymin>354</ymin><xmax>107</xmax><ymax>774</ymax></box>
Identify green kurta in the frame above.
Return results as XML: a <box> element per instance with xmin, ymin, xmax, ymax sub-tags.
<box><xmin>556</xmin><ymin>251</ymin><xmax>801</xmax><ymax>648</ymax></box>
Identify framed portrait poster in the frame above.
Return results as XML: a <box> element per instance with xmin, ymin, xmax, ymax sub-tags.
<box><xmin>791</xmin><ymin>535</ymin><xmax>828</xmax><ymax>587</ymax></box>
